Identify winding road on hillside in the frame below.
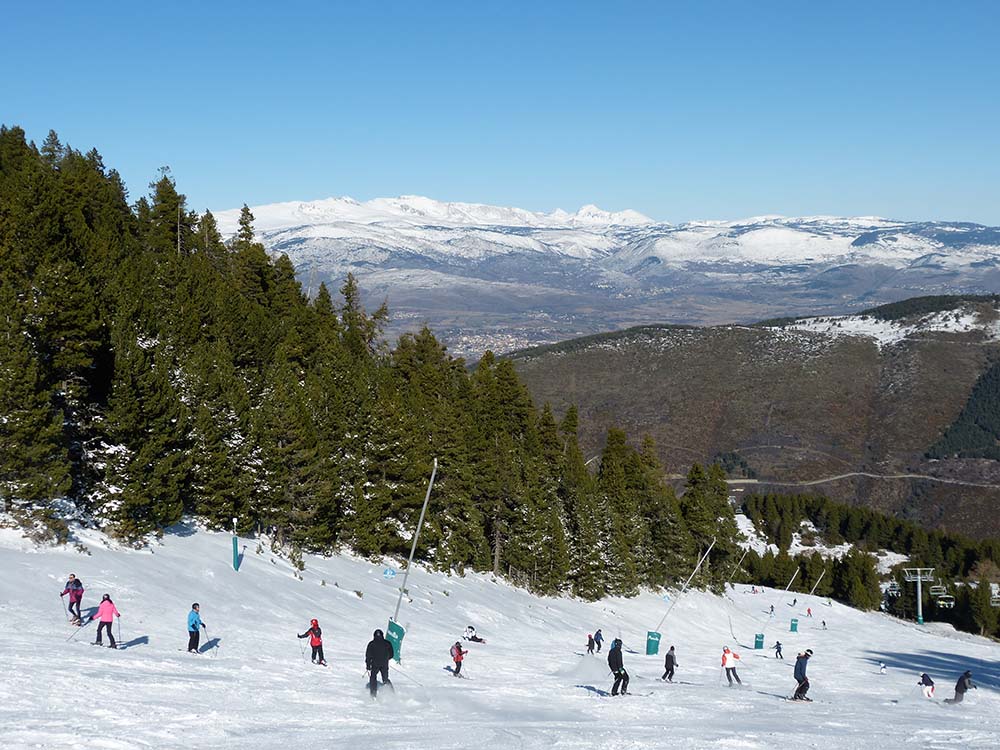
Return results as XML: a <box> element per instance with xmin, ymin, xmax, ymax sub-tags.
<box><xmin>726</xmin><ymin>472</ymin><xmax>1000</xmax><ymax>490</ymax></box>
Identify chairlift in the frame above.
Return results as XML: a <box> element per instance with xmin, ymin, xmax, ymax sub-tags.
<box><xmin>929</xmin><ymin>584</ymin><xmax>947</xmax><ymax>597</ymax></box>
<box><xmin>886</xmin><ymin>581</ymin><xmax>901</xmax><ymax>597</ymax></box>
<box><xmin>937</xmin><ymin>595</ymin><xmax>956</xmax><ymax>609</ymax></box>
<box><xmin>991</xmin><ymin>594</ymin><xmax>1000</xmax><ymax>608</ymax></box>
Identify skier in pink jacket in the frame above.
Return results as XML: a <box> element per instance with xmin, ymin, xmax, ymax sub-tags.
<box><xmin>92</xmin><ymin>594</ymin><xmax>120</xmax><ymax>648</ymax></box>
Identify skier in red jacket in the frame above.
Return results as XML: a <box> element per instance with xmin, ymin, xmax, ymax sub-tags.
<box><xmin>450</xmin><ymin>641</ymin><xmax>469</xmax><ymax>677</ymax></box>
<box><xmin>298</xmin><ymin>619</ymin><xmax>326</xmax><ymax>665</ymax></box>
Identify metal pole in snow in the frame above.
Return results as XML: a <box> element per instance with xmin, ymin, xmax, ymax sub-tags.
<box><xmin>725</xmin><ymin>547</ymin><xmax>750</xmax><ymax>589</ymax></box>
<box><xmin>393</xmin><ymin>458</ymin><xmax>437</xmax><ymax>623</ymax></box>
<box><xmin>808</xmin><ymin>569</ymin><xmax>827</xmax><ymax>597</ymax></box>
<box><xmin>655</xmin><ymin>538</ymin><xmax>716</xmax><ymax>632</ymax></box>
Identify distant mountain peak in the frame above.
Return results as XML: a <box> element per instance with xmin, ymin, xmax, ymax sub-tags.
<box><xmin>216</xmin><ymin>195</ymin><xmax>654</xmax><ymax>234</ymax></box>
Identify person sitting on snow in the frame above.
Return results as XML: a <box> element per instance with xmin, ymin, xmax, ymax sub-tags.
<box><xmin>463</xmin><ymin>625</ymin><xmax>485</xmax><ymax>643</ymax></box>
<box><xmin>918</xmin><ymin>673</ymin><xmax>935</xmax><ymax>699</ymax></box>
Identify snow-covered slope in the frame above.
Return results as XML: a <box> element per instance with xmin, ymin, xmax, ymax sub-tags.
<box><xmin>2</xmin><ymin>524</ymin><xmax>997</xmax><ymax>749</ymax></box>
<box><xmin>213</xmin><ymin>196</ymin><xmax>1000</xmax><ymax>356</ymax></box>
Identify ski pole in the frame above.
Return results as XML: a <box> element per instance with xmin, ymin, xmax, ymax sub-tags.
<box><xmin>391</xmin><ymin>664</ymin><xmax>425</xmax><ymax>688</ymax></box>
<box><xmin>60</xmin><ymin>595</ymin><xmax>69</xmax><ymax>621</ymax></box>
<box><xmin>298</xmin><ymin>637</ymin><xmax>307</xmax><ymax>661</ymax></box>
<box><xmin>117</xmin><ymin>617</ymin><xmax>122</xmax><ymax>647</ymax></box>
<box><xmin>66</xmin><ymin>617</ymin><xmax>90</xmax><ymax>642</ymax></box>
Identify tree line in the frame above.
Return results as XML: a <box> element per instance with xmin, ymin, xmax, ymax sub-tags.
<box><xmin>0</xmin><ymin>125</ymin><xmax>746</xmax><ymax>599</ymax></box>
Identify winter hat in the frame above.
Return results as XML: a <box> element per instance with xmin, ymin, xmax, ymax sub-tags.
<box><xmin>192</xmin><ymin>603</ymin><xmax>199</xmax><ymax>609</ymax></box>
<box><xmin>723</xmin><ymin>647</ymin><xmax>730</xmax><ymax>652</ymax></box>
<box><xmin>311</xmin><ymin>618</ymin><xmax>318</xmax><ymax>626</ymax></box>
<box><xmin>374</xmin><ymin>629</ymin><xmax>383</xmax><ymax>638</ymax></box>
<box><xmin>805</xmin><ymin>649</ymin><xmax>813</xmax><ymax>655</ymax></box>
<box><xmin>101</xmin><ymin>594</ymin><xmax>110</xmax><ymax>601</ymax></box>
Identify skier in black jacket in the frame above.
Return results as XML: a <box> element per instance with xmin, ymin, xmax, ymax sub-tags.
<box><xmin>943</xmin><ymin>671</ymin><xmax>976</xmax><ymax>704</ymax></box>
<box><xmin>608</xmin><ymin>638</ymin><xmax>629</xmax><ymax>695</ymax></box>
<box><xmin>365</xmin><ymin>629</ymin><xmax>395</xmax><ymax>698</ymax></box>
<box><xmin>662</xmin><ymin>645</ymin><xmax>677</xmax><ymax>682</ymax></box>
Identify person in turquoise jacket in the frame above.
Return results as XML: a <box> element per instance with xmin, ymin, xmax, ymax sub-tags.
<box><xmin>187</xmin><ymin>603</ymin><xmax>205</xmax><ymax>653</ymax></box>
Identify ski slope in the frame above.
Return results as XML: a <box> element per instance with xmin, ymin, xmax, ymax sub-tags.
<box><xmin>1</xmin><ymin>523</ymin><xmax>997</xmax><ymax>749</ymax></box>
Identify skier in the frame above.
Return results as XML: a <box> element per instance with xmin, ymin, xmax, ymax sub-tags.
<box><xmin>450</xmin><ymin>641</ymin><xmax>469</xmax><ymax>677</ymax></box>
<box><xmin>463</xmin><ymin>625</ymin><xmax>485</xmax><ymax>643</ymax></box>
<box><xmin>607</xmin><ymin>638</ymin><xmax>629</xmax><ymax>695</ymax></box>
<box><xmin>879</xmin><ymin>662</ymin><xmax>887</xmax><ymax>675</ymax></box>
<box><xmin>791</xmin><ymin>649</ymin><xmax>813</xmax><ymax>701</ymax></box>
<box><xmin>721</xmin><ymin>647</ymin><xmax>742</xmax><ymax>686</ymax></box>
<box><xmin>918</xmin><ymin>673</ymin><xmax>935</xmax><ymax>699</ymax></box>
<box><xmin>587</xmin><ymin>633</ymin><xmax>595</xmax><ymax>655</ymax></box>
<box><xmin>298</xmin><ymin>619</ymin><xmax>326</xmax><ymax>665</ymax></box>
<box><xmin>59</xmin><ymin>573</ymin><xmax>85</xmax><ymax>624</ymax></box>
<box><xmin>365</xmin><ymin>629</ymin><xmax>394</xmax><ymax>698</ymax></box>
<box><xmin>821</xmin><ymin>620</ymin><xmax>827</xmax><ymax>630</ymax></box>
<box><xmin>806</xmin><ymin>607</ymin><xmax>812</xmax><ymax>618</ymax></box>
<box><xmin>594</xmin><ymin>629</ymin><xmax>604</xmax><ymax>653</ymax></box>
<box><xmin>662</xmin><ymin>645</ymin><xmax>677</xmax><ymax>682</ymax></box>
<box><xmin>769</xmin><ymin>604</ymin><xmax>775</xmax><ymax>617</ymax></box>
<box><xmin>943</xmin><ymin>670</ymin><xmax>976</xmax><ymax>704</ymax></box>
<box><xmin>91</xmin><ymin>594</ymin><xmax>120</xmax><ymax>648</ymax></box>
<box><xmin>792</xmin><ymin>598</ymin><xmax>797</xmax><ymax>607</ymax></box>
<box><xmin>187</xmin><ymin>603</ymin><xmax>206</xmax><ymax>653</ymax></box>
<box><xmin>773</xmin><ymin>641</ymin><xmax>783</xmax><ymax>659</ymax></box>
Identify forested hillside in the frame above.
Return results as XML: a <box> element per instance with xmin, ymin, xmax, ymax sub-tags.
<box><xmin>0</xmin><ymin>125</ymin><xmax>751</xmax><ymax>599</ymax></box>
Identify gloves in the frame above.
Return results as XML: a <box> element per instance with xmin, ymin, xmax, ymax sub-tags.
<box><xmin>202</xmin><ymin>623</ymin><xmax>207</xmax><ymax>628</ymax></box>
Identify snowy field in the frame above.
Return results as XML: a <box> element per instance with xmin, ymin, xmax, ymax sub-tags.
<box><xmin>1</xmin><ymin>524</ymin><xmax>997</xmax><ymax>749</ymax></box>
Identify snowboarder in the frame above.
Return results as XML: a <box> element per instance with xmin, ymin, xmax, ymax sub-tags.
<box><xmin>943</xmin><ymin>671</ymin><xmax>976</xmax><ymax>704</ymax></box>
<box><xmin>918</xmin><ymin>673</ymin><xmax>935</xmax><ymax>699</ymax></box>
<box><xmin>879</xmin><ymin>662</ymin><xmax>887</xmax><ymax>675</ymax></box>
<box><xmin>187</xmin><ymin>603</ymin><xmax>206</xmax><ymax>653</ymax></box>
<box><xmin>587</xmin><ymin>633</ymin><xmax>595</xmax><ymax>655</ymax></box>
<box><xmin>662</xmin><ymin>646</ymin><xmax>677</xmax><ymax>682</ymax></box>
<box><xmin>365</xmin><ymin>629</ymin><xmax>394</xmax><ymax>698</ymax></box>
<box><xmin>91</xmin><ymin>594</ymin><xmax>120</xmax><ymax>648</ymax></box>
<box><xmin>450</xmin><ymin>641</ymin><xmax>468</xmax><ymax>677</ymax></box>
<box><xmin>792</xmin><ymin>649</ymin><xmax>813</xmax><ymax>701</ymax></box>
<box><xmin>594</xmin><ymin>629</ymin><xmax>604</xmax><ymax>653</ymax></box>
<box><xmin>608</xmin><ymin>638</ymin><xmax>629</xmax><ymax>695</ymax></box>
<box><xmin>721</xmin><ymin>647</ymin><xmax>742</xmax><ymax>686</ymax></box>
<box><xmin>463</xmin><ymin>625</ymin><xmax>484</xmax><ymax>643</ymax></box>
<box><xmin>60</xmin><ymin>573</ymin><xmax>85</xmax><ymax>624</ymax></box>
<box><xmin>773</xmin><ymin>641</ymin><xmax>783</xmax><ymax>659</ymax></box>
<box><xmin>821</xmin><ymin>620</ymin><xmax>827</xmax><ymax>630</ymax></box>
<box><xmin>769</xmin><ymin>604</ymin><xmax>775</xmax><ymax>616</ymax></box>
<box><xmin>806</xmin><ymin>607</ymin><xmax>812</xmax><ymax>618</ymax></box>
<box><xmin>298</xmin><ymin>619</ymin><xmax>326</xmax><ymax>665</ymax></box>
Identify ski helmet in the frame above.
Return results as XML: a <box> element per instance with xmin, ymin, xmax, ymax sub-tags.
<box><xmin>101</xmin><ymin>593</ymin><xmax>110</xmax><ymax>601</ymax></box>
<box><xmin>805</xmin><ymin>649</ymin><xmax>813</xmax><ymax>655</ymax></box>
<box><xmin>374</xmin><ymin>629</ymin><xmax>383</xmax><ymax>638</ymax></box>
<box><xmin>311</xmin><ymin>619</ymin><xmax>318</xmax><ymax>626</ymax></box>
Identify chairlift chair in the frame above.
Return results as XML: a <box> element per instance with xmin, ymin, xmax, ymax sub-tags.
<box><xmin>991</xmin><ymin>594</ymin><xmax>1000</xmax><ymax>608</ymax></box>
<box><xmin>886</xmin><ymin>581</ymin><xmax>901</xmax><ymax>597</ymax></box>
<box><xmin>937</xmin><ymin>594</ymin><xmax>956</xmax><ymax>609</ymax></box>
<box><xmin>928</xmin><ymin>583</ymin><xmax>947</xmax><ymax>597</ymax></box>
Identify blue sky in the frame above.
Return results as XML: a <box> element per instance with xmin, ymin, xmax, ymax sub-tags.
<box><xmin>3</xmin><ymin>1</ymin><xmax>998</xmax><ymax>223</ymax></box>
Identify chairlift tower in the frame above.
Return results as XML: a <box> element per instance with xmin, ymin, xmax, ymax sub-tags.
<box><xmin>903</xmin><ymin>568</ymin><xmax>935</xmax><ymax>624</ymax></box>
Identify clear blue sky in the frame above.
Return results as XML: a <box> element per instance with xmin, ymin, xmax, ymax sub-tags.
<box><xmin>3</xmin><ymin>1</ymin><xmax>998</xmax><ymax>223</ymax></box>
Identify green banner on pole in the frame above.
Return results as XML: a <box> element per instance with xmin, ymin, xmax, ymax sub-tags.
<box><xmin>790</xmin><ymin>618</ymin><xmax>798</xmax><ymax>633</ymax></box>
<box><xmin>232</xmin><ymin>536</ymin><xmax>239</xmax><ymax>571</ymax></box>
<box><xmin>754</xmin><ymin>633</ymin><xmax>764</xmax><ymax>649</ymax></box>
<box><xmin>646</xmin><ymin>630</ymin><xmax>661</xmax><ymax>656</ymax></box>
<box><xmin>386</xmin><ymin>620</ymin><xmax>405</xmax><ymax>663</ymax></box>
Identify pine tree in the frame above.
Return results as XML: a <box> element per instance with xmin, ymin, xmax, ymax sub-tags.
<box><xmin>970</xmin><ymin>577</ymin><xmax>999</xmax><ymax>636</ymax></box>
<box><xmin>0</xmin><ymin>286</ymin><xmax>70</xmax><ymax>515</ymax></box>
<box><xmin>596</xmin><ymin>428</ymin><xmax>640</xmax><ymax>595</ymax></box>
<box><xmin>560</xmin><ymin>407</ymin><xmax>604</xmax><ymax>599</ymax></box>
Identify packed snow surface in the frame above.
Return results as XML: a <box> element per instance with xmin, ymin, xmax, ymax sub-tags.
<box><xmin>1</xmin><ymin>524</ymin><xmax>997</xmax><ymax>749</ymax></box>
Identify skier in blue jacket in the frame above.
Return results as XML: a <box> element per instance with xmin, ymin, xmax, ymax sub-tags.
<box><xmin>792</xmin><ymin>649</ymin><xmax>813</xmax><ymax>701</ymax></box>
<box><xmin>187</xmin><ymin>603</ymin><xmax>206</xmax><ymax>653</ymax></box>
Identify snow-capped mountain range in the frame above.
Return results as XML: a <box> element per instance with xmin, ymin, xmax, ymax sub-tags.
<box><xmin>215</xmin><ymin>196</ymin><xmax>1000</xmax><ymax>356</ymax></box>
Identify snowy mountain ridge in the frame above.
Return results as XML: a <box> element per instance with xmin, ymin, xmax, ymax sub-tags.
<box><xmin>214</xmin><ymin>195</ymin><xmax>1000</xmax><ymax>356</ymax></box>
